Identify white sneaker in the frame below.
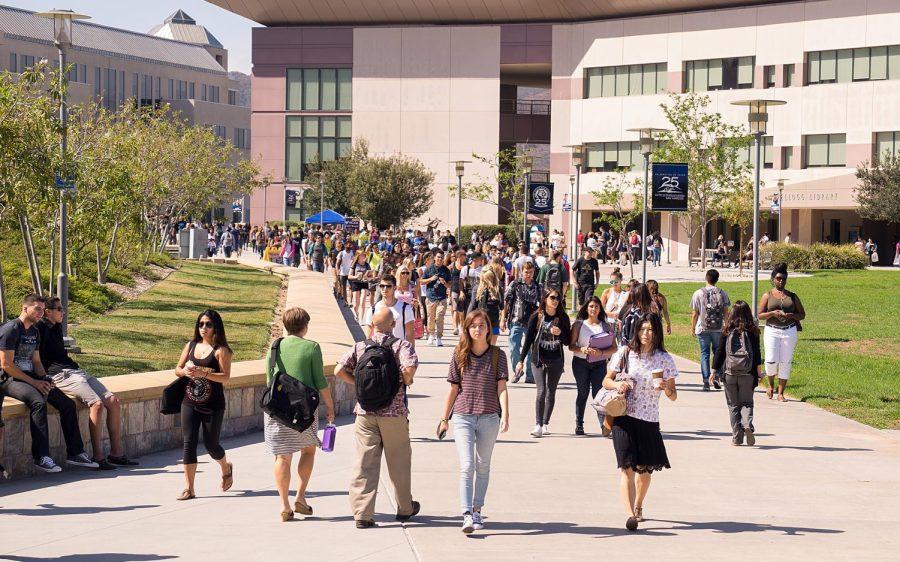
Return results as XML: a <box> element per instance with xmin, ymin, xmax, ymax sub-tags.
<box><xmin>427</xmin><ymin>336</ymin><xmax>434</xmax><ymax>345</ymax></box>
<box><xmin>531</xmin><ymin>424</ymin><xmax>543</xmax><ymax>438</ymax></box>
<box><xmin>462</xmin><ymin>512</ymin><xmax>475</xmax><ymax>534</ymax></box>
<box><xmin>436</xmin><ymin>337</ymin><xmax>443</xmax><ymax>347</ymax></box>
<box><xmin>472</xmin><ymin>511</ymin><xmax>484</xmax><ymax>530</ymax></box>
<box><xmin>542</xmin><ymin>424</ymin><xmax>550</xmax><ymax>435</ymax></box>
<box><xmin>34</xmin><ymin>456</ymin><xmax>62</xmax><ymax>473</ymax></box>
<box><xmin>66</xmin><ymin>453</ymin><xmax>100</xmax><ymax>469</ymax></box>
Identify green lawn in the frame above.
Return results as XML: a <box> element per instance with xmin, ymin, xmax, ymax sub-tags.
<box><xmin>604</xmin><ymin>270</ymin><xmax>898</xmax><ymax>429</ymax></box>
<box><xmin>70</xmin><ymin>261</ymin><xmax>281</xmax><ymax>378</ymax></box>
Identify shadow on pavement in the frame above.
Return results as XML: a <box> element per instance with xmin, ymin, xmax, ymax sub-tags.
<box><xmin>651</xmin><ymin>519</ymin><xmax>844</xmax><ymax>536</ymax></box>
<box><xmin>754</xmin><ymin>445</ymin><xmax>873</xmax><ymax>452</ymax></box>
<box><xmin>0</xmin><ymin>503</ymin><xmax>159</xmax><ymax>516</ymax></box>
<box><xmin>2</xmin><ymin>554</ymin><xmax>176</xmax><ymax>561</ymax></box>
<box><xmin>405</xmin><ymin>514</ymin><xmax>675</xmax><ymax>537</ymax></box>
<box><xmin>231</xmin><ymin>489</ymin><xmax>347</xmax><ymax>499</ymax></box>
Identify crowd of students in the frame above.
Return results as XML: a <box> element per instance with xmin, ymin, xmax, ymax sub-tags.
<box><xmin>0</xmin><ymin>223</ymin><xmax>806</xmax><ymax>534</ymax></box>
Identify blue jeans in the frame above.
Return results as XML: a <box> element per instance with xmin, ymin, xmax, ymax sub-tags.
<box><xmin>697</xmin><ymin>331</ymin><xmax>722</xmax><ymax>384</ymax></box>
<box><xmin>453</xmin><ymin>413</ymin><xmax>500</xmax><ymax>513</ymax></box>
<box><xmin>508</xmin><ymin>323</ymin><xmax>533</xmax><ymax>383</ymax></box>
<box><xmin>652</xmin><ymin>247</ymin><xmax>661</xmax><ymax>266</ymax></box>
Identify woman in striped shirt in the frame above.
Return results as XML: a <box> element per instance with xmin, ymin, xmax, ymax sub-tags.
<box><xmin>437</xmin><ymin>310</ymin><xmax>510</xmax><ymax>534</ymax></box>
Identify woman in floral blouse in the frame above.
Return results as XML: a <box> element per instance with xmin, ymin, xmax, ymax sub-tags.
<box><xmin>602</xmin><ymin>312</ymin><xmax>678</xmax><ymax>532</ymax></box>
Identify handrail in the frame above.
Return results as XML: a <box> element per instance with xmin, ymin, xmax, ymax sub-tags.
<box><xmin>500</xmin><ymin>98</ymin><xmax>551</xmax><ymax>116</ymax></box>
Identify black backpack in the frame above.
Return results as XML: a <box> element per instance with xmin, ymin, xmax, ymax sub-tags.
<box><xmin>544</xmin><ymin>263</ymin><xmax>563</xmax><ymax>291</ymax></box>
<box><xmin>259</xmin><ymin>338</ymin><xmax>320</xmax><ymax>432</ymax></box>
<box><xmin>619</xmin><ymin>307</ymin><xmax>642</xmax><ymax>346</ymax></box>
<box><xmin>354</xmin><ymin>336</ymin><xmax>402</xmax><ymax>411</ymax></box>
<box><xmin>701</xmin><ymin>287</ymin><xmax>725</xmax><ymax>331</ymax></box>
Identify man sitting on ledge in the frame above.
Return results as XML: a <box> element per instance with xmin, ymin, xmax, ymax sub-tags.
<box><xmin>38</xmin><ymin>297</ymin><xmax>138</xmax><ymax>470</ymax></box>
<box><xmin>0</xmin><ymin>294</ymin><xmax>98</xmax><ymax>473</ymax></box>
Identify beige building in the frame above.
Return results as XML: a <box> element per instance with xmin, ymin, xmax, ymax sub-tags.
<box><xmin>0</xmin><ymin>6</ymin><xmax>251</xmax><ymax>222</ymax></box>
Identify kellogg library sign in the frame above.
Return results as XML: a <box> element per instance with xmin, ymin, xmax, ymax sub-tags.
<box><xmin>763</xmin><ymin>184</ymin><xmax>858</xmax><ymax>209</ymax></box>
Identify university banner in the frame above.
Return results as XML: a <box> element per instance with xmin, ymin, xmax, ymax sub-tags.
<box><xmin>651</xmin><ymin>163</ymin><xmax>689</xmax><ymax>211</ymax></box>
<box><xmin>528</xmin><ymin>181</ymin><xmax>554</xmax><ymax>215</ymax></box>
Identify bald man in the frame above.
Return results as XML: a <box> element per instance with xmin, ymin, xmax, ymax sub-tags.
<box><xmin>336</xmin><ymin>306</ymin><xmax>419</xmax><ymax>529</ymax></box>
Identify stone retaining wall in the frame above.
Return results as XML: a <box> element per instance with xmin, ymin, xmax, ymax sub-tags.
<box><xmin>0</xmin><ymin>264</ymin><xmax>357</xmax><ymax>479</ymax></box>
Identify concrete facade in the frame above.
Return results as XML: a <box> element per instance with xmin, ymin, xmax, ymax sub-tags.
<box><xmin>243</xmin><ymin>0</ymin><xmax>900</xmax><ymax>261</ymax></box>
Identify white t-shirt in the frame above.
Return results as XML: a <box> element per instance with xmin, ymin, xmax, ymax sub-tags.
<box><xmin>534</xmin><ymin>255</ymin><xmax>547</xmax><ymax>269</ymax></box>
<box><xmin>362</xmin><ymin>299</ymin><xmax>413</xmax><ymax>341</ymax></box>
<box><xmin>338</xmin><ymin>250</ymin><xmax>355</xmax><ymax>276</ymax></box>
<box><xmin>513</xmin><ymin>254</ymin><xmax>534</xmax><ymax>273</ymax></box>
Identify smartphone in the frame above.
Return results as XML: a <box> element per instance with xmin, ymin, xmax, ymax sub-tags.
<box><xmin>438</xmin><ymin>428</ymin><xmax>447</xmax><ymax>440</ymax></box>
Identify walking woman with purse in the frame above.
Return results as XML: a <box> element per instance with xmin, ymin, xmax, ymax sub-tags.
<box><xmin>265</xmin><ymin>308</ymin><xmax>336</xmax><ymax>521</ymax></box>
<box><xmin>515</xmin><ymin>288</ymin><xmax>571</xmax><ymax>438</ymax></box>
<box><xmin>757</xmin><ymin>263</ymin><xmax>806</xmax><ymax>402</ymax></box>
<box><xmin>712</xmin><ymin>301</ymin><xmax>763</xmax><ymax>446</ymax></box>
<box><xmin>602</xmin><ymin>312</ymin><xmax>678</xmax><ymax>531</ymax></box>
<box><xmin>173</xmin><ymin>310</ymin><xmax>234</xmax><ymax>501</ymax></box>
<box><xmin>471</xmin><ymin>268</ymin><xmax>503</xmax><ymax>345</ymax></box>
<box><xmin>569</xmin><ymin>296</ymin><xmax>617</xmax><ymax>436</ymax></box>
<box><xmin>437</xmin><ymin>310</ymin><xmax>510</xmax><ymax>534</ymax></box>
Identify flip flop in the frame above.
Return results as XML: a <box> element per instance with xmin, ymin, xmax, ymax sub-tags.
<box><xmin>221</xmin><ymin>463</ymin><xmax>234</xmax><ymax>492</ymax></box>
<box><xmin>176</xmin><ymin>489</ymin><xmax>195</xmax><ymax>501</ymax></box>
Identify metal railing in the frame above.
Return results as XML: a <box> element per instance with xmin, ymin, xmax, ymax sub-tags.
<box><xmin>500</xmin><ymin>99</ymin><xmax>551</xmax><ymax>116</ymax></box>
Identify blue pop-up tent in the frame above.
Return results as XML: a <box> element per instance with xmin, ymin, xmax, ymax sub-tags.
<box><xmin>304</xmin><ymin>209</ymin><xmax>346</xmax><ymax>225</ymax></box>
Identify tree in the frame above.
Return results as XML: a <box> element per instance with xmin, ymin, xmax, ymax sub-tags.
<box><xmin>348</xmin><ymin>148</ymin><xmax>435</xmax><ymax>229</ymax></box>
<box><xmin>453</xmin><ymin>147</ymin><xmax>532</xmax><ymax>236</ymax></box>
<box><xmin>718</xmin><ymin>178</ymin><xmax>755</xmax><ymax>275</ymax></box>
<box><xmin>591</xmin><ymin>170</ymin><xmax>644</xmax><ymax>279</ymax></box>
<box><xmin>654</xmin><ymin>92</ymin><xmax>753</xmax><ymax>268</ymax></box>
<box><xmin>856</xmin><ymin>153</ymin><xmax>900</xmax><ymax>224</ymax></box>
<box><xmin>307</xmin><ymin>139</ymin><xmax>368</xmax><ymax>218</ymax></box>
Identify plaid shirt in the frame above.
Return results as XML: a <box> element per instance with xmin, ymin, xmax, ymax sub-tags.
<box><xmin>337</xmin><ymin>332</ymin><xmax>418</xmax><ymax>417</ymax></box>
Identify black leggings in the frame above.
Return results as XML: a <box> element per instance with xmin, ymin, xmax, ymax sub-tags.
<box><xmin>418</xmin><ymin>295</ymin><xmax>428</xmax><ymax>329</ymax></box>
<box><xmin>532</xmin><ymin>358</ymin><xmax>564</xmax><ymax>425</ymax></box>
<box><xmin>181</xmin><ymin>403</ymin><xmax>225</xmax><ymax>464</ymax></box>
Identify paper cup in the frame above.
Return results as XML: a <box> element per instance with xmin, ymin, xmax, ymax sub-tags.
<box><xmin>652</xmin><ymin>369</ymin><xmax>664</xmax><ymax>388</ymax></box>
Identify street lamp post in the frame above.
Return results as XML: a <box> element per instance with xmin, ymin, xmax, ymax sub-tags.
<box><xmin>37</xmin><ymin>9</ymin><xmax>90</xmax><ymax>342</ymax></box>
<box><xmin>775</xmin><ymin>178</ymin><xmax>787</xmax><ymax>242</ymax></box>
<box><xmin>563</xmin><ymin>145</ymin><xmax>583</xmax><ymax>313</ymax></box>
<box><xmin>626</xmin><ymin>128</ymin><xmax>669</xmax><ymax>284</ymax></box>
<box><xmin>517</xmin><ymin>155</ymin><xmax>533</xmax><ymax>251</ymax></box>
<box><xmin>317</xmin><ymin>171</ymin><xmax>325</xmax><ymax>230</ymax></box>
<box><xmin>450</xmin><ymin>160</ymin><xmax>470</xmax><ymax>244</ymax></box>
<box><xmin>731</xmin><ymin>99</ymin><xmax>786</xmax><ymax>319</ymax></box>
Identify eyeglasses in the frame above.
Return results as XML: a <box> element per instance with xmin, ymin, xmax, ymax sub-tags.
<box><xmin>379</xmin><ymin>284</ymin><xmax>395</xmax><ymax>289</ymax></box>
<box><xmin>547</xmin><ymin>295</ymin><xmax>560</xmax><ymax>301</ymax></box>
<box><xmin>198</xmin><ymin>322</ymin><xmax>215</xmax><ymax>329</ymax></box>
<box><xmin>399</xmin><ymin>271</ymin><xmax>410</xmax><ymax>275</ymax></box>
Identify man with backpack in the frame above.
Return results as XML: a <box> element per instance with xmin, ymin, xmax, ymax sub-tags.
<box><xmin>537</xmin><ymin>250</ymin><xmax>569</xmax><ymax>302</ymax></box>
<box><xmin>362</xmin><ymin>275</ymin><xmax>415</xmax><ymax>347</ymax></box>
<box><xmin>690</xmin><ymin>269</ymin><xmax>731</xmax><ymax>391</ymax></box>
<box><xmin>335</xmin><ymin>308</ymin><xmax>420</xmax><ymax>529</ymax></box>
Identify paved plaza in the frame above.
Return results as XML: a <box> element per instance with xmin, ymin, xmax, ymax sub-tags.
<box><xmin>1</xmin><ymin>312</ymin><xmax>898</xmax><ymax>561</ymax></box>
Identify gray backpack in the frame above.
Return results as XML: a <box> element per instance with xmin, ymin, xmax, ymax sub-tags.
<box><xmin>701</xmin><ymin>287</ymin><xmax>725</xmax><ymax>331</ymax></box>
<box><xmin>725</xmin><ymin>331</ymin><xmax>753</xmax><ymax>375</ymax></box>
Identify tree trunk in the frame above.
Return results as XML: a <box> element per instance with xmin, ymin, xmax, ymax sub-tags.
<box><xmin>685</xmin><ymin>214</ymin><xmax>696</xmax><ymax>269</ymax></box>
<box><xmin>100</xmin><ymin>221</ymin><xmax>120</xmax><ymax>281</ymax></box>
<box><xmin>18</xmin><ymin>214</ymin><xmax>43</xmax><ymax>295</ymax></box>
<box><xmin>738</xmin><ymin>229</ymin><xmax>744</xmax><ymax>275</ymax></box>
<box><xmin>0</xmin><ymin>259</ymin><xmax>7</xmax><ymax>323</ymax></box>
<box><xmin>700</xmin><ymin>206</ymin><xmax>708</xmax><ymax>270</ymax></box>
<box><xmin>48</xmin><ymin>230</ymin><xmax>55</xmax><ymax>298</ymax></box>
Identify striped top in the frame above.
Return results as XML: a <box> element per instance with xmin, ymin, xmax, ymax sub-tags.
<box><xmin>447</xmin><ymin>346</ymin><xmax>508</xmax><ymax>416</ymax></box>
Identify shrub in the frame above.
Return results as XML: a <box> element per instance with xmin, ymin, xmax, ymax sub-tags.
<box><xmin>68</xmin><ymin>279</ymin><xmax>123</xmax><ymax>315</ymax></box>
<box><xmin>764</xmin><ymin>243</ymin><xmax>868</xmax><ymax>270</ymax></box>
<box><xmin>459</xmin><ymin>224</ymin><xmax>521</xmax><ymax>247</ymax></box>
<box><xmin>146</xmin><ymin>252</ymin><xmax>176</xmax><ymax>269</ymax></box>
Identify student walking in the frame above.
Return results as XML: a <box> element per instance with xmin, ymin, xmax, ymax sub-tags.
<box><xmin>515</xmin><ymin>288</ymin><xmax>571</xmax><ymax>438</ymax></box>
<box><xmin>0</xmin><ymin>294</ymin><xmax>98</xmax><ymax>473</ymax></box>
<box><xmin>572</xmin><ymin>247</ymin><xmax>600</xmax><ymax>308</ymax></box>
<box><xmin>470</xmin><ymin>268</ymin><xmax>503</xmax><ymax>345</ymax></box>
<box><xmin>422</xmin><ymin>250</ymin><xmax>452</xmax><ymax>346</ymax></box>
<box><xmin>646</xmin><ymin>280</ymin><xmax>672</xmax><ymax>335</ymax></box>
<box><xmin>437</xmin><ymin>310</ymin><xmax>510</xmax><ymax>534</ymax></box>
<box><xmin>349</xmin><ymin>251</ymin><xmax>373</xmax><ymax>320</ymax></box>
<box><xmin>712</xmin><ymin>301</ymin><xmax>763</xmax><ymax>446</ymax></box>
<box><xmin>502</xmin><ymin>261</ymin><xmax>540</xmax><ymax>384</ymax></box>
<box><xmin>173</xmin><ymin>310</ymin><xmax>234</xmax><ymax>500</ymax></box>
<box><xmin>601</xmin><ymin>267</ymin><xmax>629</xmax><ymax>324</ymax></box>
<box><xmin>265</xmin><ymin>308</ymin><xmax>335</xmax><ymax>521</ymax></box>
<box><xmin>569</xmin><ymin>296</ymin><xmax>617</xmax><ymax>436</ymax></box>
<box><xmin>690</xmin><ymin>269</ymin><xmax>731</xmax><ymax>391</ymax></box>
<box><xmin>335</xmin><ymin>308</ymin><xmax>420</xmax><ymax>528</ymax></box>
<box><xmin>758</xmin><ymin>263</ymin><xmax>806</xmax><ymax>402</ymax></box>
<box><xmin>603</xmin><ymin>312</ymin><xmax>678</xmax><ymax>531</ymax></box>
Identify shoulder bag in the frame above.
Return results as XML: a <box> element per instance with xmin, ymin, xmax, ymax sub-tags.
<box><xmin>591</xmin><ymin>348</ymin><xmax>629</xmax><ymax>417</ymax></box>
<box><xmin>259</xmin><ymin>338</ymin><xmax>321</xmax><ymax>433</ymax></box>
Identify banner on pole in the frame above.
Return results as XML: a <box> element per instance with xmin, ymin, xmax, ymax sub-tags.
<box><xmin>528</xmin><ymin>182</ymin><xmax>554</xmax><ymax>215</ymax></box>
<box><xmin>651</xmin><ymin>163</ymin><xmax>689</xmax><ymax>211</ymax></box>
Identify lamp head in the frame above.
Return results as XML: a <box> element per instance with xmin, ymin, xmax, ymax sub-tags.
<box><xmin>731</xmin><ymin>99</ymin><xmax>786</xmax><ymax>135</ymax></box>
<box><xmin>626</xmin><ymin>128</ymin><xmax>669</xmax><ymax>156</ymax></box>
<box><xmin>36</xmin><ymin>9</ymin><xmax>90</xmax><ymax>48</ymax></box>
<box><xmin>517</xmin><ymin>155</ymin><xmax>534</xmax><ymax>174</ymax></box>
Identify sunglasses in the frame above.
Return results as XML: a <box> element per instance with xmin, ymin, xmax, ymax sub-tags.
<box><xmin>399</xmin><ymin>271</ymin><xmax>410</xmax><ymax>275</ymax></box>
<box><xmin>547</xmin><ymin>295</ymin><xmax>560</xmax><ymax>301</ymax></box>
<box><xmin>379</xmin><ymin>284</ymin><xmax>395</xmax><ymax>289</ymax></box>
<box><xmin>198</xmin><ymin>321</ymin><xmax>215</xmax><ymax>329</ymax></box>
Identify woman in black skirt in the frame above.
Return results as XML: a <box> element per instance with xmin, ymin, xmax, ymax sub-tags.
<box><xmin>602</xmin><ymin>312</ymin><xmax>678</xmax><ymax>531</ymax></box>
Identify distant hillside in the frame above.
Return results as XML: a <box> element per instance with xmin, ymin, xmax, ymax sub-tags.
<box><xmin>228</xmin><ymin>71</ymin><xmax>251</xmax><ymax>107</ymax></box>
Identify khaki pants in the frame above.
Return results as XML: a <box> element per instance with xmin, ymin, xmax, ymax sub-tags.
<box><xmin>425</xmin><ymin>298</ymin><xmax>447</xmax><ymax>337</ymax></box>
<box><xmin>349</xmin><ymin>414</ymin><xmax>414</xmax><ymax>520</ymax></box>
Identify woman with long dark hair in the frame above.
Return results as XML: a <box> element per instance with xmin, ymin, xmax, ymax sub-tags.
<box><xmin>603</xmin><ymin>312</ymin><xmax>678</xmax><ymax>531</ymax></box>
<box><xmin>515</xmin><ymin>288</ymin><xmax>571</xmax><ymax>438</ymax></box>
<box><xmin>569</xmin><ymin>295</ymin><xmax>617</xmax><ymax>436</ymax></box>
<box><xmin>438</xmin><ymin>309</ymin><xmax>509</xmax><ymax>534</ymax></box>
<box><xmin>758</xmin><ymin>263</ymin><xmax>806</xmax><ymax>401</ymax></box>
<box><xmin>617</xmin><ymin>283</ymin><xmax>654</xmax><ymax>346</ymax></box>
<box><xmin>712</xmin><ymin>301</ymin><xmax>763</xmax><ymax>446</ymax></box>
<box><xmin>173</xmin><ymin>309</ymin><xmax>234</xmax><ymax>500</ymax></box>
<box><xmin>645</xmin><ymin>280</ymin><xmax>672</xmax><ymax>335</ymax></box>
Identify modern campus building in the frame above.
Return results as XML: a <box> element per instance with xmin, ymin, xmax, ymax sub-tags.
<box><xmin>0</xmin><ymin>5</ymin><xmax>252</xmax><ymax>222</ymax></box>
<box><xmin>213</xmin><ymin>0</ymin><xmax>899</xmax><ymax>262</ymax></box>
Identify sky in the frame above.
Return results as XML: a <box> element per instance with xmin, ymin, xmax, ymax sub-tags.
<box><xmin>8</xmin><ymin>0</ymin><xmax>258</xmax><ymax>73</ymax></box>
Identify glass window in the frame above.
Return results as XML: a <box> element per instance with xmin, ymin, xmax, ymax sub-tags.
<box><xmin>284</xmin><ymin>115</ymin><xmax>351</xmax><ymax>180</ymax></box>
<box><xmin>836</xmin><ymin>49</ymin><xmax>852</xmax><ymax>83</ymax></box>
<box><xmin>9</xmin><ymin>53</ymin><xmax>16</xmax><ymax>73</ymax></box>
<box><xmin>853</xmin><ymin>48</ymin><xmax>870</xmax><ymax>80</ymax></box>
<box><xmin>303</xmin><ymin>69</ymin><xmax>320</xmax><ymax>110</ymax></box>
<box><xmin>820</xmin><ymin>50</ymin><xmax>837</xmax><ymax>81</ymax></box>
<box><xmin>828</xmin><ymin>133</ymin><xmax>846</xmax><ymax>166</ymax></box>
<box><xmin>656</xmin><ymin>63</ymin><xmax>667</xmax><ymax>93</ymax></box>
<box><xmin>168</xmin><ymin>79</ymin><xmax>174</xmax><ymax>99</ymax></box>
<box><xmin>586</xmin><ymin>145</ymin><xmax>603</xmax><ymax>168</ymax></box>
<box><xmin>764</xmin><ymin>136</ymin><xmax>774</xmax><ymax>168</ymax></box>
<box><xmin>132</xmin><ymin>73</ymin><xmax>138</xmax><ymax>97</ymax></box>
<box><xmin>286</xmin><ymin>139</ymin><xmax>303</xmax><ymax>179</ymax></box>
<box><xmin>320</xmin><ymin>69</ymin><xmax>337</xmax><ymax>111</ymax></box>
<box><xmin>875</xmin><ymin>131</ymin><xmax>898</xmax><ymax>160</ymax></box>
<box><xmin>808</xmin><ymin>51</ymin><xmax>820</xmax><ymax>83</ymax></box>
<box><xmin>286</xmin><ymin>69</ymin><xmax>302</xmax><ymax>109</ymax></box>
<box><xmin>585</xmin><ymin>68</ymin><xmax>602</xmax><ymax>98</ymax></box>
<box><xmin>615</xmin><ymin>66</ymin><xmax>629</xmax><ymax>96</ymax></box>
<box><xmin>601</xmin><ymin>67</ymin><xmax>615</xmax><ymax>97</ymax></box>
<box><xmin>338</xmin><ymin>68</ymin><xmax>352</xmax><ymax>110</ymax></box>
<box><xmin>642</xmin><ymin>64</ymin><xmax>656</xmax><ymax>96</ymax></box>
<box><xmin>889</xmin><ymin>46</ymin><xmax>900</xmax><ymax>79</ymax></box>
<box><xmin>708</xmin><ymin>59</ymin><xmax>723</xmax><ymax>88</ymax></box>
<box><xmin>764</xmin><ymin>65</ymin><xmax>776</xmax><ymax>88</ymax></box>
<box><xmin>782</xmin><ymin>146</ymin><xmax>794</xmax><ymax>169</ymax></box>
<box><xmin>286</xmin><ymin>115</ymin><xmax>303</xmax><ymax>137</ymax></box>
<box><xmin>783</xmin><ymin>64</ymin><xmax>795</xmax><ymax>87</ymax></box>
<box><xmin>737</xmin><ymin>57</ymin><xmax>754</xmax><ymax>85</ymax></box>
<box><xmin>805</xmin><ymin>134</ymin><xmax>845</xmax><ymax>167</ymax></box>
<box><xmin>629</xmin><ymin>64</ymin><xmax>642</xmax><ymax>95</ymax></box>
<box><xmin>871</xmin><ymin>46</ymin><xmax>888</xmax><ymax>80</ymax></box>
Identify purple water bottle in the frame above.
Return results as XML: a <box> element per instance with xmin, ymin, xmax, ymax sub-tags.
<box><xmin>321</xmin><ymin>424</ymin><xmax>337</xmax><ymax>452</ymax></box>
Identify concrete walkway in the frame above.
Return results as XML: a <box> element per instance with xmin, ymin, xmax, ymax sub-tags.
<box><xmin>1</xmin><ymin>311</ymin><xmax>898</xmax><ymax>560</ymax></box>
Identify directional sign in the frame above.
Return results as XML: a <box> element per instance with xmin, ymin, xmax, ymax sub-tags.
<box><xmin>54</xmin><ymin>173</ymin><xmax>75</xmax><ymax>191</ymax></box>
<box><xmin>651</xmin><ymin>163</ymin><xmax>689</xmax><ymax>211</ymax></box>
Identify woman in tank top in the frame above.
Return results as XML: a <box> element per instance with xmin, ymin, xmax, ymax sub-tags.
<box><xmin>601</xmin><ymin>267</ymin><xmax>628</xmax><ymax>322</ymax></box>
<box><xmin>173</xmin><ymin>309</ymin><xmax>234</xmax><ymax>500</ymax></box>
<box><xmin>757</xmin><ymin>263</ymin><xmax>806</xmax><ymax>402</ymax></box>
<box><xmin>569</xmin><ymin>296</ymin><xmax>618</xmax><ymax>436</ymax></box>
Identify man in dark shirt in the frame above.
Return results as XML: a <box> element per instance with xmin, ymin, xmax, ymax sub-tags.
<box><xmin>572</xmin><ymin>248</ymin><xmax>600</xmax><ymax>308</ymax></box>
<box><xmin>308</xmin><ymin>233</ymin><xmax>327</xmax><ymax>273</ymax></box>
<box><xmin>38</xmin><ymin>297</ymin><xmax>136</xmax><ymax>469</ymax></box>
<box><xmin>501</xmin><ymin>261</ymin><xmax>540</xmax><ymax>384</ymax></box>
<box><xmin>421</xmin><ymin>250</ymin><xmax>452</xmax><ymax>346</ymax></box>
<box><xmin>0</xmin><ymin>294</ymin><xmax>97</xmax><ymax>473</ymax></box>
